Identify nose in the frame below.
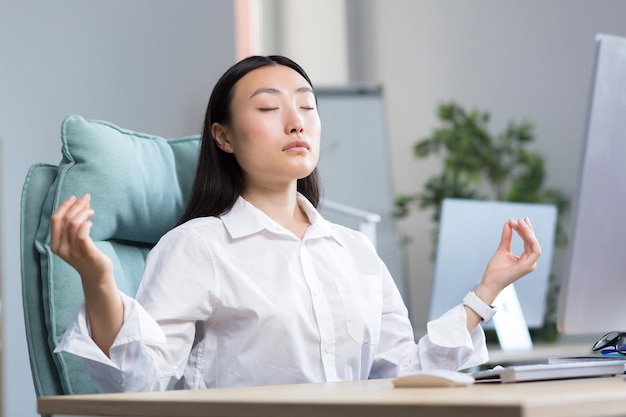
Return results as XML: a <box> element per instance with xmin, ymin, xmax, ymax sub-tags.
<box><xmin>285</xmin><ymin>105</ymin><xmax>304</xmax><ymax>135</ymax></box>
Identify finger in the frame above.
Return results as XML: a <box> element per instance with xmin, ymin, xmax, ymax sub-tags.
<box><xmin>75</xmin><ymin>220</ymin><xmax>95</xmax><ymax>255</ymax></box>
<box><xmin>66</xmin><ymin>206</ymin><xmax>96</xmax><ymax>250</ymax></box>
<box><xmin>521</xmin><ymin>217</ymin><xmax>535</xmax><ymax>237</ymax></box>
<box><xmin>54</xmin><ymin>195</ymin><xmax>94</xmax><ymax>257</ymax></box>
<box><xmin>518</xmin><ymin>218</ymin><xmax>534</xmax><ymax>254</ymax></box>
<box><xmin>50</xmin><ymin>195</ymin><xmax>78</xmax><ymax>252</ymax></box>
<box><xmin>64</xmin><ymin>194</ymin><xmax>92</xmax><ymax>223</ymax></box>
<box><xmin>519</xmin><ymin>217</ymin><xmax>540</xmax><ymax>257</ymax></box>
<box><xmin>524</xmin><ymin>216</ymin><xmax>533</xmax><ymax>230</ymax></box>
<box><xmin>518</xmin><ymin>218</ymin><xmax>542</xmax><ymax>268</ymax></box>
<box><xmin>510</xmin><ymin>217</ymin><xmax>532</xmax><ymax>254</ymax></box>
<box><xmin>525</xmin><ymin>237</ymin><xmax>542</xmax><ymax>266</ymax></box>
<box><xmin>496</xmin><ymin>219</ymin><xmax>514</xmax><ymax>253</ymax></box>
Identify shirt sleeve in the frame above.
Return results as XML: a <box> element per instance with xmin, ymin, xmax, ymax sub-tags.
<box><xmin>55</xmin><ymin>292</ymin><xmax>180</xmax><ymax>392</ymax></box>
<box><xmin>54</xmin><ymin>227</ymin><xmax>216</xmax><ymax>392</ymax></box>
<box><xmin>369</xmin><ymin>265</ymin><xmax>488</xmax><ymax>378</ymax></box>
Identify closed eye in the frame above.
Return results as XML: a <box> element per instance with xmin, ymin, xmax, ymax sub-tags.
<box><xmin>258</xmin><ymin>107</ymin><xmax>279</xmax><ymax>112</ymax></box>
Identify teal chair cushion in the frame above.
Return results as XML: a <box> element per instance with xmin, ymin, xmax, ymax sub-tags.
<box><xmin>27</xmin><ymin>115</ymin><xmax>200</xmax><ymax>394</ymax></box>
<box><xmin>54</xmin><ymin>115</ymin><xmax>201</xmax><ymax>243</ymax></box>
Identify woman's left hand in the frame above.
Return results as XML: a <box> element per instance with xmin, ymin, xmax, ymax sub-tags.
<box><xmin>475</xmin><ymin>217</ymin><xmax>542</xmax><ymax>305</ymax></box>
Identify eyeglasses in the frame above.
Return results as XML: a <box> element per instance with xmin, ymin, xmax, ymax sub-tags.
<box><xmin>592</xmin><ymin>331</ymin><xmax>626</xmax><ymax>354</ymax></box>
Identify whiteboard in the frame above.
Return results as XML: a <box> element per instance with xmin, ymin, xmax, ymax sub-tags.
<box><xmin>315</xmin><ymin>86</ymin><xmax>407</xmax><ymax>298</ymax></box>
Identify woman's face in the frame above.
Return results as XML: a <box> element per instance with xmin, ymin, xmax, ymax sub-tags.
<box><xmin>212</xmin><ymin>64</ymin><xmax>321</xmax><ymax>190</ymax></box>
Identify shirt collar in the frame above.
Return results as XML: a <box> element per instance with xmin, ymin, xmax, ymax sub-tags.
<box><xmin>220</xmin><ymin>194</ymin><xmax>345</xmax><ymax>246</ymax></box>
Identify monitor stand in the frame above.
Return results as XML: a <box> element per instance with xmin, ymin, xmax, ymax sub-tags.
<box><xmin>492</xmin><ymin>284</ymin><xmax>533</xmax><ymax>351</ymax></box>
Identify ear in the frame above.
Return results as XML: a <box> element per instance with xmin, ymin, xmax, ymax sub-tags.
<box><xmin>212</xmin><ymin>123</ymin><xmax>234</xmax><ymax>153</ymax></box>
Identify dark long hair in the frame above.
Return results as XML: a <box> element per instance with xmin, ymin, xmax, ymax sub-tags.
<box><xmin>178</xmin><ymin>55</ymin><xmax>322</xmax><ymax>225</ymax></box>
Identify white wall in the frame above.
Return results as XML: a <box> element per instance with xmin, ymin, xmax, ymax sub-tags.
<box><xmin>0</xmin><ymin>1</ymin><xmax>235</xmax><ymax>416</ymax></box>
<box><xmin>259</xmin><ymin>0</ymin><xmax>349</xmax><ymax>85</ymax></box>
<box><xmin>351</xmin><ymin>0</ymin><xmax>626</xmax><ymax>335</ymax></box>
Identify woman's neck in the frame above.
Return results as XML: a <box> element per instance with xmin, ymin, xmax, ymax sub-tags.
<box><xmin>242</xmin><ymin>185</ymin><xmax>310</xmax><ymax>239</ymax></box>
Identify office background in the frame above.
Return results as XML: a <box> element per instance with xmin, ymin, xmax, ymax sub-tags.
<box><xmin>2</xmin><ymin>1</ymin><xmax>626</xmax><ymax>416</ymax></box>
<box><xmin>253</xmin><ymin>0</ymin><xmax>626</xmax><ymax>339</ymax></box>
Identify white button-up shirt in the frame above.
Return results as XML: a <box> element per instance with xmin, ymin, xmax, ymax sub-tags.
<box><xmin>57</xmin><ymin>194</ymin><xmax>488</xmax><ymax>392</ymax></box>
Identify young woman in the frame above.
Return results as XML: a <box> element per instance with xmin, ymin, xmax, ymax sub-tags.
<box><xmin>52</xmin><ymin>55</ymin><xmax>541</xmax><ymax>392</ymax></box>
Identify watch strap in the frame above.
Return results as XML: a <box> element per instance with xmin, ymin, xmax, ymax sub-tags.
<box><xmin>463</xmin><ymin>291</ymin><xmax>497</xmax><ymax>322</ymax></box>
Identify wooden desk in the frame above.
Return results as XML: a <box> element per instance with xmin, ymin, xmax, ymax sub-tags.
<box><xmin>39</xmin><ymin>375</ymin><xmax>626</xmax><ymax>417</ymax></box>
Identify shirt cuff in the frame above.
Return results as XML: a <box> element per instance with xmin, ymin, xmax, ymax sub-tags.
<box><xmin>54</xmin><ymin>291</ymin><xmax>166</xmax><ymax>368</ymax></box>
<box><xmin>424</xmin><ymin>304</ymin><xmax>489</xmax><ymax>370</ymax></box>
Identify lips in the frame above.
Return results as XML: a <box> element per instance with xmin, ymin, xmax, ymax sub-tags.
<box><xmin>282</xmin><ymin>140</ymin><xmax>310</xmax><ymax>152</ymax></box>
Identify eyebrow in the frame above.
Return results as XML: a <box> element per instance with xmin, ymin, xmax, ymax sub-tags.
<box><xmin>249</xmin><ymin>86</ymin><xmax>314</xmax><ymax>99</ymax></box>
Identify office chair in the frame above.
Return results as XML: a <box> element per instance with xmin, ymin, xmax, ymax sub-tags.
<box><xmin>20</xmin><ymin>115</ymin><xmax>200</xmax><ymax>396</ymax></box>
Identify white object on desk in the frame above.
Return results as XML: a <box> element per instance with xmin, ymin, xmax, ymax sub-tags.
<box><xmin>473</xmin><ymin>360</ymin><xmax>626</xmax><ymax>383</ymax></box>
<box><xmin>393</xmin><ymin>369</ymin><xmax>475</xmax><ymax>388</ymax></box>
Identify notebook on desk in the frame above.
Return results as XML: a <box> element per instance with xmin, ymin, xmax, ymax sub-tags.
<box><xmin>472</xmin><ymin>360</ymin><xmax>626</xmax><ymax>383</ymax></box>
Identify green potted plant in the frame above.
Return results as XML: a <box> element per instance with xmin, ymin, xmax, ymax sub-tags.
<box><xmin>394</xmin><ymin>101</ymin><xmax>570</xmax><ymax>342</ymax></box>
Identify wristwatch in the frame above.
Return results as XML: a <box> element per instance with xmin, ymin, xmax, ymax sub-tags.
<box><xmin>463</xmin><ymin>291</ymin><xmax>497</xmax><ymax>322</ymax></box>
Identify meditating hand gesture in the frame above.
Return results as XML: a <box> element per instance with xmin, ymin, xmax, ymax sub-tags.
<box><xmin>466</xmin><ymin>217</ymin><xmax>541</xmax><ymax>328</ymax></box>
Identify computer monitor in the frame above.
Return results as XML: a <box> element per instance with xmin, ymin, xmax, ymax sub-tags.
<box><xmin>557</xmin><ymin>34</ymin><xmax>626</xmax><ymax>336</ymax></box>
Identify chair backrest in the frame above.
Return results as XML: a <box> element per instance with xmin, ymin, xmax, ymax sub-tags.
<box><xmin>20</xmin><ymin>115</ymin><xmax>200</xmax><ymax>395</ymax></box>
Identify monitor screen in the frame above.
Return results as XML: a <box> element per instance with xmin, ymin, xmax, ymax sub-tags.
<box><xmin>557</xmin><ymin>33</ymin><xmax>626</xmax><ymax>336</ymax></box>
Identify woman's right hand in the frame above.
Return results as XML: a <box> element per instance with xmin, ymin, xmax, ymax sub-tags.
<box><xmin>50</xmin><ymin>194</ymin><xmax>114</xmax><ymax>283</ymax></box>
<box><xmin>50</xmin><ymin>194</ymin><xmax>124</xmax><ymax>356</ymax></box>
